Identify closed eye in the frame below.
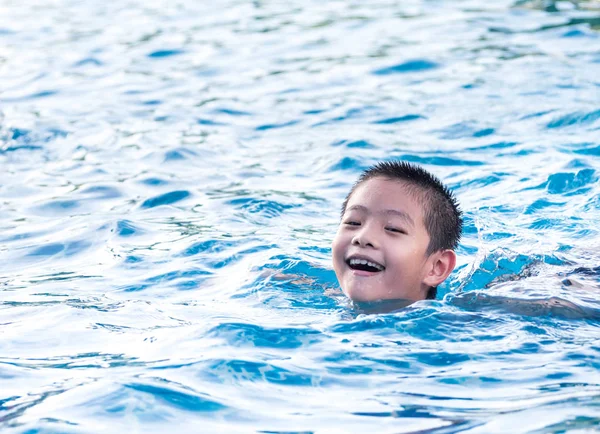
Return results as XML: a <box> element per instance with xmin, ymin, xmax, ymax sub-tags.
<box><xmin>386</xmin><ymin>227</ymin><xmax>406</xmax><ymax>234</ymax></box>
<box><xmin>344</xmin><ymin>221</ymin><xmax>361</xmax><ymax>226</ymax></box>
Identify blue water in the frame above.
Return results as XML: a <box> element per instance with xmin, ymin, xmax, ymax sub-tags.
<box><xmin>1</xmin><ymin>0</ymin><xmax>600</xmax><ymax>432</ymax></box>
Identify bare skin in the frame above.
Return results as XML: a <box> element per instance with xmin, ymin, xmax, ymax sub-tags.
<box><xmin>332</xmin><ymin>177</ymin><xmax>456</xmax><ymax>302</ymax></box>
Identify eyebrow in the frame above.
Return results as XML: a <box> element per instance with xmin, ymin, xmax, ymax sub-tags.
<box><xmin>346</xmin><ymin>205</ymin><xmax>415</xmax><ymax>227</ymax></box>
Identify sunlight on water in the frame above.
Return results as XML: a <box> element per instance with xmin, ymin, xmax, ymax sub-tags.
<box><xmin>1</xmin><ymin>0</ymin><xmax>600</xmax><ymax>432</ymax></box>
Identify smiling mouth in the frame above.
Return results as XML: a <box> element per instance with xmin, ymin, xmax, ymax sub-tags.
<box><xmin>346</xmin><ymin>257</ymin><xmax>385</xmax><ymax>273</ymax></box>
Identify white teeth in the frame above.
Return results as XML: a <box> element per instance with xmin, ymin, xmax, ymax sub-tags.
<box><xmin>348</xmin><ymin>258</ymin><xmax>384</xmax><ymax>271</ymax></box>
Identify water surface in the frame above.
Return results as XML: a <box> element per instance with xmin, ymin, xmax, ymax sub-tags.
<box><xmin>1</xmin><ymin>0</ymin><xmax>600</xmax><ymax>432</ymax></box>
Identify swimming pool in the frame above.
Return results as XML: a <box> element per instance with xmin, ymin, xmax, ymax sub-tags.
<box><xmin>1</xmin><ymin>0</ymin><xmax>600</xmax><ymax>432</ymax></box>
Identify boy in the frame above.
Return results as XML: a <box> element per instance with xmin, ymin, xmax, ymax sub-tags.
<box><xmin>332</xmin><ymin>161</ymin><xmax>462</xmax><ymax>302</ymax></box>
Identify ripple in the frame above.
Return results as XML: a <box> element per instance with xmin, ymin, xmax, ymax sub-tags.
<box><xmin>212</xmin><ymin>108</ymin><xmax>252</xmax><ymax>116</ymax></box>
<box><xmin>436</xmin><ymin>122</ymin><xmax>498</xmax><ymax>140</ymax></box>
<box><xmin>147</xmin><ymin>49</ymin><xmax>185</xmax><ymax>58</ymax></box>
<box><xmin>140</xmin><ymin>190</ymin><xmax>191</xmax><ymax>209</ymax></box>
<box><xmin>227</xmin><ymin>197</ymin><xmax>296</xmax><ymax>218</ymax></box>
<box><xmin>570</xmin><ymin>143</ymin><xmax>600</xmax><ymax>156</ymax></box>
<box><xmin>164</xmin><ymin>148</ymin><xmax>197</xmax><ymax>161</ymax></box>
<box><xmin>330</xmin><ymin>139</ymin><xmax>377</xmax><ymax>149</ymax></box>
<box><xmin>197</xmin><ymin>118</ymin><xmax>226</xmax><ymax>126</ymax></box>
<box><xmin>328</xmin><ymin>156</ymin><xmax>370</xmax><ymax>172</ymax></box>
<box><xmin>115</xmin><ymin>219</ymin><xmax>142</xmax><ymax>237</ymax></box>
<box><xmin>34</xmin><ymin>200</ymin><xmax>80</xmax><ymax>214</ymax></box>
<box><xmin>372</xmin><ymin>59</ymin><xmax>440</xmax><ymax>75</ymax></box>
<box><xmin>138</xmin><ymin>177</ymin><xmax>169</xmax><ymax>186</ymax></box>
<box><xmin>410</xmin><ymin>350</ymin><xmax>471</xmax><ymax>367</ymax></box>
<box><xmin>0</xmin><ymin>144</ymin><xmax>44</xmax><ymax>154</ymax></box>
<box><xmin>449</xmin><ymin>292</ymin><xmax>600</xmax><ymax>320</ymax></box>
<box><xmin>524</xmin><ymin>198</ymin><xmax>566</xmax><ymax>214</ymax></box>
<box><xmin>457</xmin><ymin>174</ymin><xmax>506</xmax><ymax>189</ymax></box>
<box><xmin>72</xmin><ymin>57</ymin><xmax>103</xmax><ymax>67</ymax></box>
<box><xmin>395</xmin><ymin>154</ymin><xmax>484</xmax><ymax>166</ymax></box>
<box><xmin>459</xmin><ymin>250</ymin><xmax>565</xmax><ymax>292</ymax></box>
<box><xmin>121</xmin><ymin>268</ymin><xmax>213</xmax><ymax>292</ymax></box>
<box><xmin>124</xmin><ymin>381</ymin><xmax>227</xmax><ymax>413</ymax></box>
<box><xmin>547</xmin><ymin>110</ymin><xmax>600</xmax><ymax>129</ymax></box>
<box><xmin>466</xmin><ymin>141</ymin><xmax>518</xmax><ymax>152</ymax></box>
<box><xmin>179</xmin><ymin>239</ymin><xmax>241</xmax><ymax>257</ymax></box>
<box><xmin>255</xmin><ymin>120</ymin><xmax>299</xmax><ymax>131</ymax></box>
<box><xmin>546</xmin><ymin>169</ymin><xmax>597</xmax><ymax>195</ymax></box>
<box><xmin>80</xmin><ymin>185</ymin><xmax>122</xmax><ymax>199</ymax></box>
<box><xmin>311</xmin><ymin>106</ymin><xmax>380</xmax><ymax>127</ymax></box>
<box><xmin>372</xmin><ymin>114</ymin><xmax>425</xmax><ymax>124</ymax></box>
<box><xmin>206</xmin><ymin>323</ymin><xmax>321</xmax><ymax>349</ymax></box>
<box><xmin>1</xmin><ymin>127</ymin><xmax>67</xmax><ymax>150</ymax></box>
<box><xmin>206</xmin><ymin>359</ymin><xmax>317</xmax><ymax>386</ymax></box>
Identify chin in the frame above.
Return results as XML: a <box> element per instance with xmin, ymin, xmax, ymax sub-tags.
<box><xmin>343</xmin><ymin>285</ymin><xmax>424</xmax><ymax>303</ymax></box>
<box><xmin>342</xmin><ymin>286</ymin><xmax>381</xmax><ymax>302</ymax></box>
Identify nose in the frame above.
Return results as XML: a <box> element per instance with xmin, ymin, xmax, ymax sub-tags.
<box><xmin>351</xmin><ymin>224</ymin><xmax>377</xmax><ymax>248</ymax></box>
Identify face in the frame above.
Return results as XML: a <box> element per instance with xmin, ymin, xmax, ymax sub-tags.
<box><xmin>332</xmin><ymin>177</ymin><xmax>434</xmax><ymax>302</ymax></box>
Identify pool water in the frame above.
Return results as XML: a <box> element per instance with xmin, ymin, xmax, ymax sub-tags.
<box><xmin>1</xmin><ymin>0</ymin><xmax>600</xmax><ymax>432</ymax></box>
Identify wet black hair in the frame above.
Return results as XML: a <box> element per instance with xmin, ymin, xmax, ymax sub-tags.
<box><xmin>341</xmin><ymin>161</ymin><xmax>463</xmax><ymax>299</ymax></box>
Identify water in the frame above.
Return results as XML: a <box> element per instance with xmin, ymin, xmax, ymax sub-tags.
<box><xmin>1</xmin><ymin>0</ymin><xmax>600</xmax><ymax>432</ymax></box>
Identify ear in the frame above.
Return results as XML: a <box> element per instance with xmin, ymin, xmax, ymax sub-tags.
<box><xmin>423</xmin><ymin>249</ymin><xmax>457</xmax><ymax>288</ymax></box>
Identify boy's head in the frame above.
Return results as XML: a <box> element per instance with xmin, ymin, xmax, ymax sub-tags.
<box><xmin>332</xmin><ymin>161</ymin><xmax>462</xmax><ymax>302</ymax></box>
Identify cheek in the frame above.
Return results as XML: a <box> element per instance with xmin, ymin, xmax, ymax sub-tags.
<box><xmin>331</xmin><ymin>235</ymin><xmax>345</xmax><ymax>278</ymax></box>
<box><xmin>386</xmin><ymin>251</ymin><xmax>412</xmax><ymax>276</ymax></box>
<box><xmin>331</xmin><ymin>230</ymin><xmax>343</xmax><ymax>260</ymax></box>
<box><xmin>332</xmin><ymin>226</ymin><xmax>346</xmax><ymax>248</ymax></box>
